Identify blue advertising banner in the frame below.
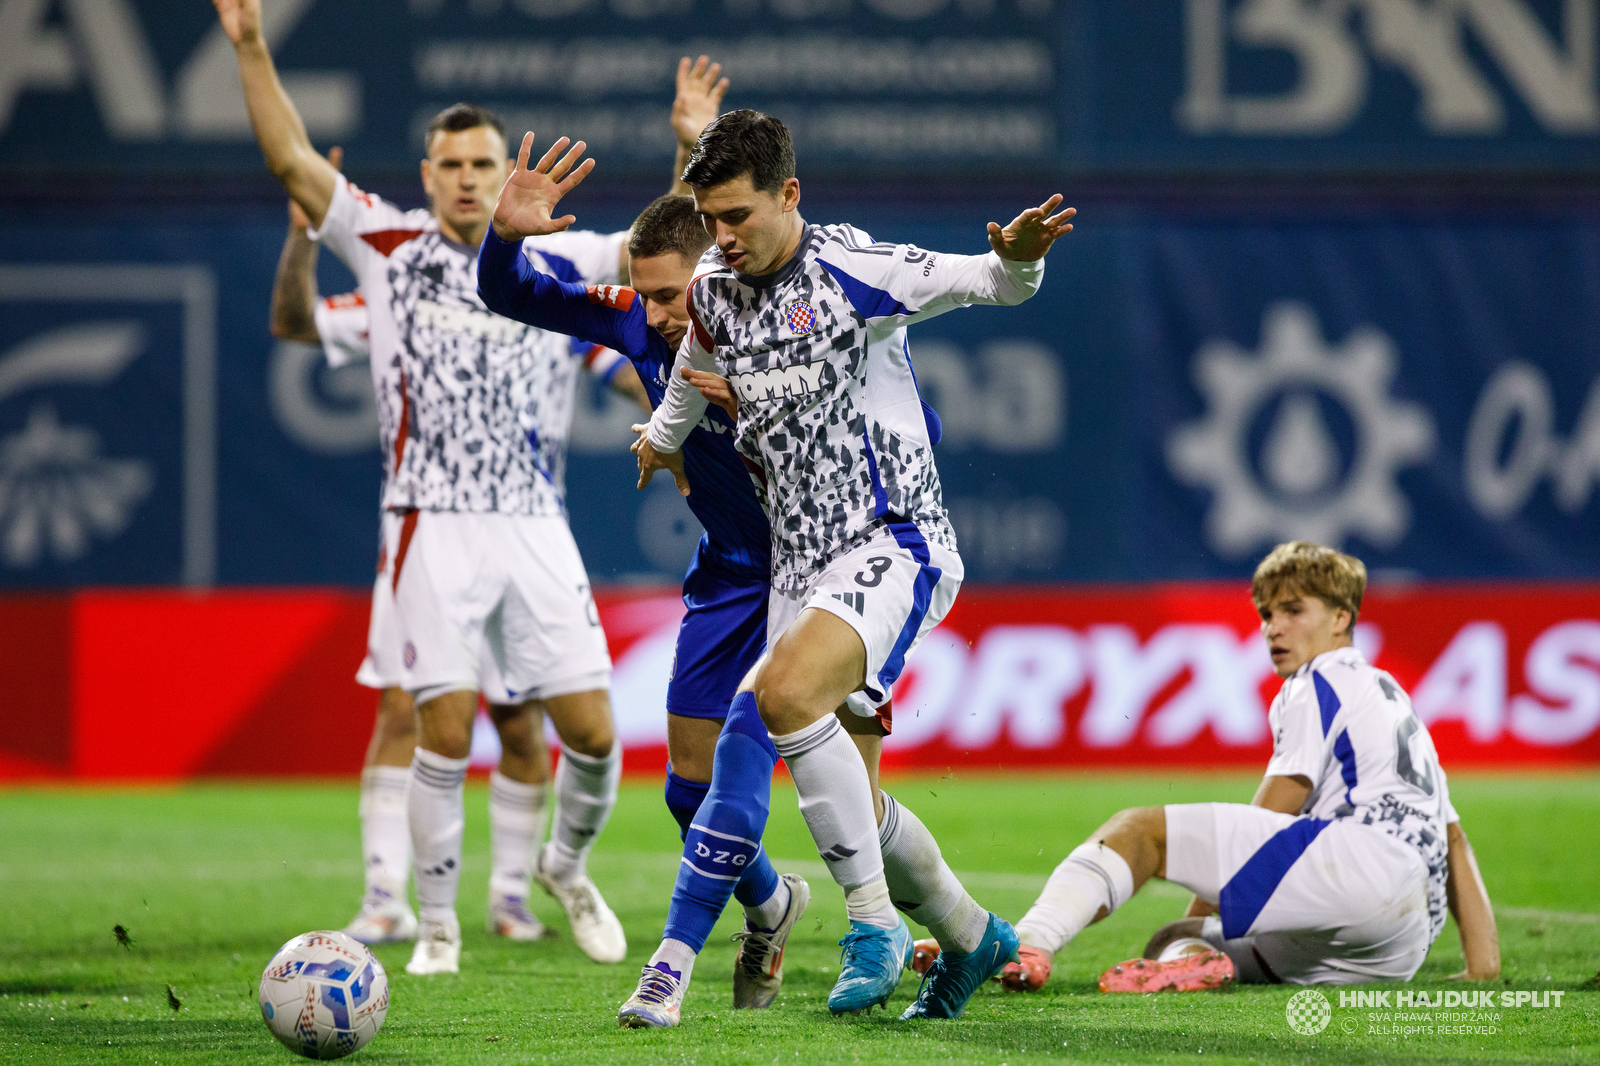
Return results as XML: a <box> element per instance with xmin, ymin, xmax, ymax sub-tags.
<box><xmin>2</xmin><ymin>1</ymin><xmax>1598</xmax><ymax>178</ymax></box>
<box><xmin>0</xmin><ymin>191</ymin><xmax>1596</xmax><ymax>588</ymax></box>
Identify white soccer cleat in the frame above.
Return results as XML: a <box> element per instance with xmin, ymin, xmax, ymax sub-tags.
<box><xmin>487</xmin><ymin>893</ymin><xmax>552</xmax><ymax>941</ymax></box>
<box><xmin>535</xmin><ymin>849</ymin><xmax>626</xmax><ymax>963</ymax></box>
<box><xmin>343</xmin><ymin>885</ymin><xmax>418</xmax><ymax>945</ymax></box>
<box><xmin>404</xmin><ymin>919</ymin><xmax>461</xmax><ymax>975</ymax></box>
<box><xmin>618</xmin><ymin>962</ymin><xmax>685</xmax><ymax>1028</ymax></box>
<box><xmin>731</xmin><ymin>873</ymin><xmax>810</xmax><ymax>1009</ymax></box>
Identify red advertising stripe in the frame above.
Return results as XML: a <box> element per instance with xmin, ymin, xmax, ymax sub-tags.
<box><xmin>0</xmin><ymin>584</ymin><xmax>1596</xmax><ymax>781</ymax></box>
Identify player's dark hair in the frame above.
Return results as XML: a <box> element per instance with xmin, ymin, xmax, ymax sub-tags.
<box><xmin>628</xmin><ymin>195</ymin><xmax>714</xmax><ymax>262</ymax></box>
<box><xmin>681</xmin><ymin>109</ymin><xmax>795</xmax><ymax>194</ymax></box>
<box><xmin>1252</xmin><ymin>541</ymin><xmax>1367</xmax><ymax>632</ymax></box>
<box><xmin>424</xmin><ymin>103</ymin><xmax>506</xmax><ymax>155</ymax></box>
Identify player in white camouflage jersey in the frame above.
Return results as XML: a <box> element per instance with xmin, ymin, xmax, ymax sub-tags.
<box><xmin>267</xmin><ymin>156</ymin><xmax>648</xmax><ymax>952</ymax></box>
<box><xmin>216</xmin><ymin>0</ymin><xmax>635</xmax><ymax>974</ymax></box>
<box><xmin>999</xmin><ymin>542</ymin><xmax>1500</xmax><ymax>992</ymax></box>
<box><xmin>633</xmin><ymin>110</ymin><xmax>1077</xmax><ymax>1019</ymax></box>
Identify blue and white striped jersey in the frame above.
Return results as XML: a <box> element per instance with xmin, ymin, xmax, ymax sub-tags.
<box><xmin>644</xmin><ymin>222</ymin><xmax>1044</xmax><ymax>590</ymax></box>
<box><xmin>1267</xmin><ymin>646</ymin><xmax>1459</xmax><ymax>942</ymax></box>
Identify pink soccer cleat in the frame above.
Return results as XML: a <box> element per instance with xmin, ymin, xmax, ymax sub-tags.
<box><xmin>999</xmin><ymin>945</ymin><xmax>1052</xmax><ymax>991</ymax></box>
<box><xmin>1097</xmin><ymin>951</ymin><xmax>1235</xmax><ymax>993</ymax></box>
<box><xmin>909</xmin><ymin>938</ymin><xmax>941</xmax><ymax>975</ymax></box>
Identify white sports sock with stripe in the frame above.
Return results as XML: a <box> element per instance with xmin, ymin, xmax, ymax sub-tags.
<box><xmin>488</xmin><ymin>771</ymin><xmax>548</xmax><ymax>899</ymax></box>
<box><xmin>542</xmin><ymin>742</ymin><xmax>620</xmax><ymax>886</ymax></box>
<box><xmin>1014</xmin><ymin>842</ymin><xmax>1134</xmax><ymax>953</ymax></box>
<box><xmin>878</xmin><ymin>791</ymin><xmax>987</xmax><ymax>953</ymax></box>
<box><xmin>409</xmin><ymin>747</ymin><xmax>469</xmax><ymax>927</ymax></box>
<box><xmin>358</xmin><ymin>765</ymin><xmax>411</xmax><ymax>896</ymax></box>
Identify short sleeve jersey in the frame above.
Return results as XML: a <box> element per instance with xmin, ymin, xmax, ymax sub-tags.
<box><xmin>381</xmin><ymin>227</ymin><xmax>623</xmax><ymax>515</ymax></box>
<box><xmin>1266</xmin><ymin>646</ymin><xmax>1457</xmax><ymax>941</ymax></box>
<box><xmin>312</xmin><ymin>292</ymin><xmax>369</xmax><ymax>369</ymax></box>
<box><xmin>647</xmin><ymin>223</ymin><xmax>1044</xmax><ymax>590</ymax></box>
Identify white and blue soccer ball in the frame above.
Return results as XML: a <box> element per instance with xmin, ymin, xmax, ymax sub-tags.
<box><xmin>259</xmin><ymin>930</ymin><xmax>389</xmax><ymax>1059</ymax></box>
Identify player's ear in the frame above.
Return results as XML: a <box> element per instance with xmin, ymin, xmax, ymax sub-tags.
<box><xmin>780</xmin><ymin>177</ymin><xmax>800</xmax><ymax>212</ymax></box>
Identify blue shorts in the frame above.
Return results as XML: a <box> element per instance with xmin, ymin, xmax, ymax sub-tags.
<box><xmin>665</xmin><ymin>549</ymin><xmax>768</xmax><ymax>719</ymax></box>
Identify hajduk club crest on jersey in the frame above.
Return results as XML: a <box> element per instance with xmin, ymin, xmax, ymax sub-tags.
<box><xmin>786</xmin><ymin>300</ymin><xmax>816</xmax><ymax>336</ymax></box>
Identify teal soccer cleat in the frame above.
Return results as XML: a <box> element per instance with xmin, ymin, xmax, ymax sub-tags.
<box><xmin>826</xmin><ymin>916</ymin><xmax>914</xmax><ymax>1015</ymax></box>
<box><xmin>900</xmin><ymin>913</ymin><xmax>1020</xmax><ymax>1020</ymax></box>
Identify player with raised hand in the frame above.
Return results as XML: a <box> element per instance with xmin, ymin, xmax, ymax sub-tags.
<box><xmin>265</xmin><ymin>150</ymin><xmax>650</xmax><ymax>949</ymax></box>
<box><xmin>999</xmin><ymin>542</ymin><xmax>1499</xmax><ymax>992</ymax></box>
<box><xmin>477</xmin><ymin>76</ymin><xmax>813</xmax><ymax>1030</ymax></box>
<box><xmin>215</xmin><ymin>0</ymin><xmax>634</xmax><ymax>975</ymax></box>
<box><xmin>634</xmin><ymin>110</ymin><xmax>1074</xmax><ymax>1020</ymax></box>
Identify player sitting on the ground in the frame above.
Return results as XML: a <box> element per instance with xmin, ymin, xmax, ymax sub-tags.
<box><xmin>216</xmin><ymin>0</ymin><xmax>635</xmax><ymax>976</ymax></box>
<box><xmin>478</xmin><ymin>140</ymin><xmax>813</xmax><ymax>1024</ymax></box>
<box><xmin>266</xmin><ymin>151</ymin><xmax>648</xmax><ymax>948</ymax></box>
<box><xmin>634</xmin><ymin>109</ymin><xmax>1076</xmax><ymax>1020</ymax></box>
<box><xmin>999</xmin><ymin>541</ymin><xmax>1500</xmax><ymax>991</ymax></box>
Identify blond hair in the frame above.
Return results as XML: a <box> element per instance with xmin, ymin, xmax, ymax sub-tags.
<box><xmin>1251</xmin><ymin>541</ymin><xmax>1367</xmax><ymax>631</ymax></box>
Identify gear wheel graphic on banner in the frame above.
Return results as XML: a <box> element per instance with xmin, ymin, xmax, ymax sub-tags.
<box><xmin>1167</xmin><ymin>302</ymin><xmax>1436</xmax><ymax>558</ymax></box>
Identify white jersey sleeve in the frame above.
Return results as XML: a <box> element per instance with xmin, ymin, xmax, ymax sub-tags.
<box><xmin>1264</xmin><ymin>675</ymin><xmax>1326</xmax><ymax>785</ymax></box>
<box><xmin>522</xmin><ymin>229</ymin><xmax>628</xmax><ymax>287</ymax></box>
<box><xmin>643</xmin><ymin>277</ymin><xmax>720</xmax><ymax>453</ymax></box>
<box><xmin>813</xmin><ymin>225</ymin><xmax>1044</xmax><ymax>332</ymax></box>
<box><xmin>312</xmin><ymin>292</ymin><xmax>370</xmax><ymax>368</ymax></box>
<box><xmin>305</xmin><ymin>174</ymin><xmax>430</xmax><ymax>279</ymax></box>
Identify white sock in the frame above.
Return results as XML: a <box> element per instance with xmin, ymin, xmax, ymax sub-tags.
<box><xmin>542</xmin><ymin>742</ymin><xmax>620</xmax><ymax>885</ymax></box>
<box><xmin>488</xmin><ymin>770</ymin><xmax>548</xmax><ymax>899</ymax></box>
<box><xmin>646</xmin><ymin>937</ymin><xmax>697</xmax><ymax>989</ymax></box>
<box><xmin>408</xmin><ymin>747</ymin><xmax>469</xmax><ymax>928</ymax></box>
<box><xmin>1015</xmin><ymin>842</ymin><xmax>1135</xmax><ymax>953</ymax></box>
<box><xmin>358</xmin><ymin>765</ymin><xmax>411</xmax><ymax>897</ymax></box>
<box><xmin>878</xmin><ymin>792</ymin><xmax>988</xmax><ymax>953</ymax></box>
<box><xmin>770</xmin><ymin>715</ymin><xmax>896</xmax><ymax>930</ymax></box>
<box><xmin>743</xmin><ymin>877</ymin><xmax>792</xmax><ymax>931</ymax></box>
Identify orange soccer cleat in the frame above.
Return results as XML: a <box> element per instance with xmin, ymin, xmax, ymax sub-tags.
<box><xmin>999</xmin><ymin>945</ymin><xmax>1052</xmax><ymax>991</ymax></box>
<box><xmin>909</xmin><ymin>938</ymin><xmax>941</xmax><ymax>975</ymax></box>
<box><xmin>1097</xmin><ymin>951</ymin><xmax>1235</xmax><ymax>994</ymax></box>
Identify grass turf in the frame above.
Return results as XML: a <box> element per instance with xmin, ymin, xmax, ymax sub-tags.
<box><xmin>1</xmin><ymin>772</ymin><xmax>1596</xmax><ymax>1064</ymax></box>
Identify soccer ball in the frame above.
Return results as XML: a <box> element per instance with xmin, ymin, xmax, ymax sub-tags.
<box><xmin>259</xmin><ymin>930</ymin><xmax>389</xmax><ymax>1059</ymax></box>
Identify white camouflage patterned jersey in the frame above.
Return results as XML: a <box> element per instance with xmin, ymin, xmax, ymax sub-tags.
<box><xmin>383</xmin><ymin>227</ymin><xmax>623</xmax><ymax>515</ymax></box>
<box><xmin>308</xmin><ymin>174</ymin><xmax>624</xmax><ymax>507</ymax></box>
<box><xmin>645</xmin><ymin>222</ymin><xmax>1044</xmax><ymax>590</ymax></box>
<box><xmin>1266</xmin><ymin>646</ymin><xmax>1459</xmax><ymax>943</ymax></box>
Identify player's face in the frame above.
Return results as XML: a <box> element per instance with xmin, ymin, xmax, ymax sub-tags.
<box><xmin>420</xmin><ymin>126</ymin><xmax>512</xmax><ymax>239</ymax></box>
<box><xmin>629</xmin><ymin>252</ymin><xmax>697</xmax><ymax>352</ymax></box>
<box><xmin>1259</xmin><ymin>594</ymin><xmax>1353</xmax><ymax>678</ymax></box>
<box><xmin>693</xmin><ymin>174</ymin><xmax>801</xmax><ymax>275</ymax></box>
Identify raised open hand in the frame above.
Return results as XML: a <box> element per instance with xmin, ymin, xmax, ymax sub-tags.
<box><xmin>211</xmin><ymin>0</ymin><xmax>262</xmax><ymax>45</ymax></box>
<box><xmin>288</xmin><ymin>146</ymin><xmax>341</xmax><ymax>230</ymax></box>
<box><xmin>671</xmin><ymin>55</ymin><xmax>730</xmax><ymax>149</ymax></box>
<box><xmin>987</xmin><ymin>195</ymin><xmax>1076</xmax><ymax>262</ymax></box>
<box><xmin>491</xmin><ymin>132</ymin><xmax>595</xmax><ymax>242</ymax></box>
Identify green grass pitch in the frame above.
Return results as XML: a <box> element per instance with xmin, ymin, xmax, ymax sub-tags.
<box><xmin>1</xmin><ymin>772</ymin><xmax>1597</xmax><ymax>1064</ymax></box>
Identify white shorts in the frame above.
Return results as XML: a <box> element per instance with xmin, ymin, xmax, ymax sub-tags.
<box><xmin>1165</xmin><ymin>803</ymin><xmax>1431</xmax><ymax>985</ymax></box>
<box><xmin>391</xmin><ymin>510</ymin><xmax>611</xmax><ymax>702</ymax></box>
<box><xmin>768</xmin><ymin>525</ymin><xmax>963</xmax><ymax>713</ymax></box>
<box><xmin>356</xmin><ymin>514</ymin><xmax>525</xmax><ymax>705</ymax></box>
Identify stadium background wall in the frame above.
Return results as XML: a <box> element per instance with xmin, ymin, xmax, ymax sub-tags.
<box><xmin>1</xmin><ymin>0</ymin><xmax>1597</xmax><ymax>778</ymax></box>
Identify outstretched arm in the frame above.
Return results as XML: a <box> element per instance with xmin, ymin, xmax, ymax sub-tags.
<box><xmin>1446</xmin><ymin>821</ymin><xmax>1500</xmax><ymax>980</ymax></box>
<box><xmin>269</xmin><ymin>146</ymin><xmax>343</xmax><ymax>342</ymax></box>
<box><xmin>669</xmin><ymin>55</ymin><xmax>728</xmax><ymax>196</ymax></box>
<box><xmin>213</xmin><ymin>0</ymin><xmax>337</xmax><ymax>226</ymax></box>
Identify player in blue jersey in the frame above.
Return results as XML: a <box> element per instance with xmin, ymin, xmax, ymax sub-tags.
<box><xmin>476</xmin><ymin>136</ymin><xmax>809</xmax><ymax>1028</ymax></box>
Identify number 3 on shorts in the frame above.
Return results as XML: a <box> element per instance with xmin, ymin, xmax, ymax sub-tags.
<box><xmin>855</xmin><ymin>556</ymin><xmax>892</xmax><ymax>588</ymax></box>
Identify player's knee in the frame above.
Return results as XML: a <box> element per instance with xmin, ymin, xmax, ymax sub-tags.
<box><xmin>750</xmin><ymin>662</ymin><xmax>819</xmax><ymax>734</ymax></box>
<box><xmin>376</xmin><ymin>688</ymin><xmax>417</xmax><ymax>740</ymax></box>
<box><xmin>560</xmin><ymin>718</ymin><xmax>615</xmax><ymax>760</ymax></box>
<box><xmin>1143</xmin><ymin>918</ymin><xmax>1207</xmax><ymax>960</ymax></box>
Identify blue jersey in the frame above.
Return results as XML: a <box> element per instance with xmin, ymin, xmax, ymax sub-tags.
<box><xmin>478</xmin><ymin>228</ymin><xmax>772</xmax><ymax>580</ymax></box>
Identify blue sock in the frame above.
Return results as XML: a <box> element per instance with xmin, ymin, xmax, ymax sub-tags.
<box><xmin>664</xmin><ymin>767</ymin><xmax>710</xmax><ymax>842</ymax></box>
<box><xmin>661</xmin><ymin>692</ymin><xmax>782</xmax><ymax>952</ymax></box>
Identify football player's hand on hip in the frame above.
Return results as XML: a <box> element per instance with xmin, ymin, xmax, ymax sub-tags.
<box><xmin>631</xmin><ymin>427</ymin><xmax>690</xmax><ymax>496</ymax></box>
<box><xmin>988</xmin><ymin>195</ymin><xmax>1075</xmax><ymax>262</ymax></box>
<box><xmin>491</xmin><ymin>133</ymin><xmax>596</xmax><ymax>242</ymax></box>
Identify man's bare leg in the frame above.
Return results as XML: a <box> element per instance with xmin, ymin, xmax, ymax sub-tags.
<box><xmin>346</xmin><ymin>686</ymin><xmax>419</xmax><ymax>943</ymax></box>
<box><xmin>532</xmin><ymin>687</ymin><xmax>627</xmax><ymax>962</ymax></box>
<box><xmin>486</xmin><ymin>700</ymin><xmax>554</xmax><ymax>939</ymax></box>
